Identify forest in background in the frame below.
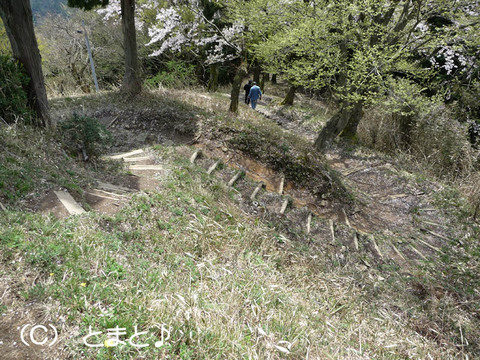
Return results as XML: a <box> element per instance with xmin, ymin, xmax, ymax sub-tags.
<box><xmin>3</xmin><ymin>0</ymin><xmax>478</xmax><ymax>185</ymax></box>
<box><xmin>30</xmin><ymin>0</ymin><xmax>67</xmax><ymax>18</ymax></box>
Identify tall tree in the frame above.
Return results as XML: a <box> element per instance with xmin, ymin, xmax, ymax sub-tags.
<box><xmin>68</xmin><ymin>0</ymin><xmax>141</xmax><ymax>95</ymax></box>
<box><xmin>143</xmin><ymin>0</ymin><xmax>245</xmax><ymax>109</ymax></box>
<box><xmin>239</xmin><ymin>0</ymin><xmax>480</xmax><ymax>150</ymax></box>
<box><xmin>120</xmin><ymin>0</ymin><xmax>141</xmax><ymax>94</ymax></box>
<box><xmin>0</xmin><ymin>18</ymin><xmax>11</xmax><ymax>54</ymax></box>
<box><xmin>0</xmin><ymin>0</ymin><xmax>50</xmax><ymax>126</ymax></box>
<box><xmin>229</xmin><ymin>62</ymin><xmax>247</xmax><ymax>113</ymax></box>
<box><xmin>281</xmin><ymin>84</ymin><xmax>297</xmax><ymax>106</ymax></box>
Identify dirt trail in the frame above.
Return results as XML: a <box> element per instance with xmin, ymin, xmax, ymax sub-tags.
<box><xmin>33</xmin><ymin>148</ymin><xmax>169</xmax><ymax>219</ymax></box>
<box><xmin>254</xmin><ymin>102</ymin><xmax>457</xmax><ymax>263</ymax></box>
<box><xmin>36</xmin><ymin>94</ymin><xmax>457</xmax><ymax>267</ymax></box>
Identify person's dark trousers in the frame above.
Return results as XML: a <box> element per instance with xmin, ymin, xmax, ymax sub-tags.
<box><xmin>245</xmin><ymin>92</ymin><xmax>250</xmax><ymax>104</ymax></box>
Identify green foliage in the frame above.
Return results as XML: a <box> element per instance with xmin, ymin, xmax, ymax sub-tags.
<box><xmin>237</xmin><ymin>0</ymin><xmax>479</xmax><ymax>111</ymax></box>
<box><xmin>0</xmin><ymin>18</ymin><xmax>11</xmax><ymax>55</ymax></box>
<box><xmin>0</xmin><ymin>123</ymin><xmax>101</xmax><ymax>205</ymax></box>
<box><xmin>0</xmin><ymin>55</ymin><xmax>33</xmax><ymax>124</ymax></box>
<box><xmin>451</xmin><ymin>80</ymin><xmax>480</xmax><ymax>124</ymax></box>
<box><xmin>67</xmin><ymin>0</ymin><xmax>108</xmax><ymax>11</ymax></box>
<box><xmin>145</xmin><ymin>61</ymin><xmax>198</xmax><ymax>89</ymax></box>
<box><xmin>59</xmin><ymin>113</ymin><xmax>112</xmax><ymax>159</ymax></box>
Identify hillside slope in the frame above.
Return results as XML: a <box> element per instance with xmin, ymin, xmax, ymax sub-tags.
<box><xmin>0</xmin><ymin>88</ymin><xmax>479</xmax><ymax>359</ymax></box>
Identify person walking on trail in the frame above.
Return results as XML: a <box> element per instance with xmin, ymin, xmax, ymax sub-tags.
<box><xmin>244</xmin><ymin>80</ymin><xmax>253</xmax><ymax>104</ymax></box>
<box><xmin>248</xmin><ymin>82</ymin><xmax>262</xmax><ymax>110</ymax></box>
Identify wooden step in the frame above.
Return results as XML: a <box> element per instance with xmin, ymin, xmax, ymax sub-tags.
<box><xmin>190</xmin><ymin>149</ymin><xmax>202</xmax><ymax>164</ymax></box>
<box><xmin>122</xmin><ymin>156</ymin><xmax>152</xmax><ymax>163</ymax></box>
<box><xmin>96</xmin><ymin>181</ymin><xmax>135</xmax><ymax>193</ymax></box>
<box><xmin>54</xmin><ymin>190</ymin><xmax>85</xmax><ymax>215</ymax></box>
<box><xmin>129</xmin><ymin>165</ymin><xmax>164</xmax><ymax>171</ymax></box>
<box><xmin>227</xmin><ymin>169</ymin><xmax>245</xmax><ymax>187</ymax></box>
<box><xmin>106</xmin><ymin>149</ymin><xmax>144</xmax><ymax>159</ymax></box>
<box><xmin>250</xmin><ymin>182</ymin><xmax>265</xmax><ymax>201</ymax></box>
<box><xmin>207</xmin><ymin>160</ymin><xmax>222</xmax><ymax>174</ymax></box>
<box><xmin>279</xmin><ymin>198</ymin><xmax>289</xmax><ymax>215</ymax></box>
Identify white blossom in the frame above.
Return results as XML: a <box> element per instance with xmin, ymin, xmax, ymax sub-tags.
<box><xmin>97</xmin><ymin>0</ymin><xmax>120</xmax><ymax>21</ymax></box>
<box><xmin>97</xmin><ymin>0</ymin><xmax>244</xmax><ymax>64</ymax></box>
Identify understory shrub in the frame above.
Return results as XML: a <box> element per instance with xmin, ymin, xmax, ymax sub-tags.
<box><xmin>358</xmin><ymin>79</ymin><xmax>479</xmax><ymax>179</ymax></box>
<box><xmin>145</xmin><ymin>60</ymin><xmax>198</xmax><ymax>89</ymax></box>
<box><xmin>0</xmin><ymin>55</ymin><xmax>33</xmax><ymax>124</ymax></box>
<box><xmin>360</xmin><ymin>104</ymin><xmax>478</xmax><ymax>178</ymax></box>
<box><xmin>59</xmin><ymin>113</ymin><xmax>112</xmax><ymax>159</ymax></box>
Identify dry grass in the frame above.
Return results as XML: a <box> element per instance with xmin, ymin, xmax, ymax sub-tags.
<box><xmin>460</xmin><ymin>172</ymin><xmax>480</xmax><ymax>219</ymax></box>
<box><xmin>2</xmin><ymin>88</ymin><xmax>479</xmax><ymax>359</ymax></box>
<box><xmin>358</xmin><ymin>104</ymin><xmax>480</xmax><ymax>215</ymax></box>
<box><xmin>2</xmin><ymin>146</ymin><xmax>477</xmax><ymax>359</ymax></box>
<box><xmin>358</xmin><ymin>104</ymin><xmax>479</xmax><ymax>178</ymax></box>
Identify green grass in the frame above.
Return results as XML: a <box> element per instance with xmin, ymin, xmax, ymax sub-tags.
<box><xmin>1</xmin><ymin>144</ymin><xmax>479</xmax><ymax>358</ymax></box>
<box><xmin>2</xmin><ymin>88</ymin><xmax>480</xmax><ymax>359</ymax></box>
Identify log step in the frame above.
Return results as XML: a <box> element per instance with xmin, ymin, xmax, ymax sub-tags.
<box><xmin>96</xmin><ymin>181</ymin><xmax>134</xmax><ymax>193</ymax></box>
<box><xmin>54</xmin><ymin>190</ymin><xmax>86</xmax><ymax>215</ymax></box>
<box><xmin>278</xmin><ymin>175</ymin><xmax>285</xmax><ymax>194</ymax></box>
<box><xmin>279</xmin><ymin>198</ymin><xmax>289</xmax><ymax>215</ymax></box>
<box><xmin>129</xmin><ymin>165</ymin><xmax>164</xmax><ymax>171</ymax></box>
<box><xmin>122</xmin><ymin>156</ymin><xmax>151</xmax><ymax>163</ymax></box>
<box><xmin>250</xmin><ymin>182</ymin><xmax>265</xmax><ymax>201</ymax></box>
<box><xmin>306</xmin><ymin>212</ymin><xmax>312</xmax><ymax>234</ymax></box>
<box><xmin>190</xmin><ymin>149</ymin><xmax>202</xmax><ymax>164</ymax></box>
<box><xmin>106</xmin><ymin>149</ymin><xmax>144</xmax><ymax>159</ymax></box>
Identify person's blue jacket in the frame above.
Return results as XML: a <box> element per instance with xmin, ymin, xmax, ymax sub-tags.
<box><xmin>248</xmin><ymin>85</ymin><xmax>262</xmax><ymax>101</ymax></box>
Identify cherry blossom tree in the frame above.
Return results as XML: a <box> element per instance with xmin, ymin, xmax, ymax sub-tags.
<box><xmin>234</xmin><ymin>0</ymin><xmax>480</xmax><ymax>150</ymax></box>
<box><xmin>99</xmin><ymin>0</ymin><xmax>248</xmax><ymax>109</ymax></box>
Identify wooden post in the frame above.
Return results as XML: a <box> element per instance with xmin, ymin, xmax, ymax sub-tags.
<box><xmin>278</xmin><ymin>175</ymin><xmax>285</xmax><ymax>194</ymax></box>
<box><xmin>250</xmin><ymin>182</ymin><xmax>264</xmax><ymax>200</ymax></box>
<box><xmin>207</xmin><ymin>160</ymin><xmax>222</xmax><ymax>174</ymax></box>
<box><xmin>342</xmin><ymin>208</ymin><xmax>351</xmax><ymax>228</ymax></box>
<box><xmin>190</xmin><ymin>149</ymin><xmax>202</xmax><ymax>164</ymax></box>
<box><xmin>352</xmin><ymin>231</ymin><xmax>359</xmax><ymax>251</ymax></box>
<box><xmin>329</xmin><ymin>219</ymin><xmax>335</xmax><ymax>243</ymax></box>
<box><xmin>370</xmin><ymin>235</ymin><xmax>383</xmax><ymax>259</ymax></box>
<box><xmin>306</xmin><ymin>212</ymin><xmax>312</xmax><ymax>234</ymax></box>
<box><xmin>228</xmin><ymin>169</ymin><xmax>244</xmax><ymax>186</ymax></box>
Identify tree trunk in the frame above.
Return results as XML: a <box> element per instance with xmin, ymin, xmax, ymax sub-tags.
<box><xmin>281</xmin><ymin>85</ymin><xmax>297</xmax><ymax>105</ymax></box>
<box><xmin>397</xmin><ymin>109</ymin><xmax>414</xmax><ymax>148</ymax></box>
<box><xmin>260</xmin><ymin>72</ymin><xmax>268</xmax><ymax>92</ymax></box>
<box><xmin>314</xmin><ymin>102</ymin><xmax>363</xmax><ymax>151</ymax></box>
<box><xmin>253</xmin><ymin>62</ymin><xmax>261</xmax><ymax>84</ymax></box>
<box><xmin>121</xmin><ymin>0</ymin><xmax>141</xmax><ymax>95</ymax></box>
<box><xmin>207</xmin><ymin>63</ymin><xmax>219</xmax><ymax>92</ymax></box>
<box><xmin>0</xmin><ymin>0</ymin><xmax>50</xmax><ymax>127</ymax></box>
<box><xmin>271</xmin><ymin>74</ymin><xmax>277</xmax><ymax>84</ymax></box>
<box><xmin>339</xmin><ymin>103</ymin><xmax>364</xmax><ymax>140</ymax></box>
<box><xmin>229</xmin><ymin>63</ymin><xmax>247</xmax><ymax>113</ymax></box>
